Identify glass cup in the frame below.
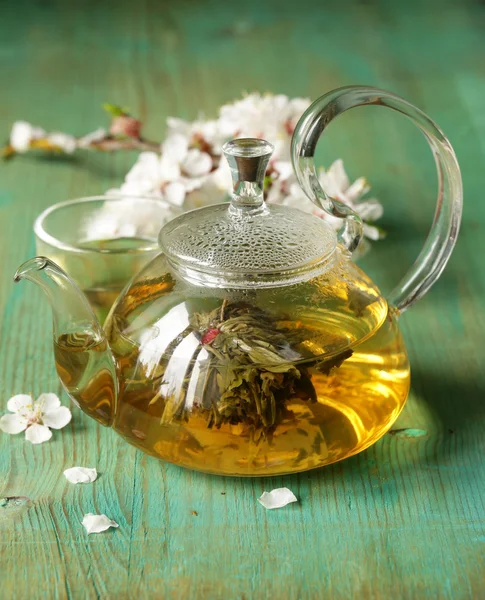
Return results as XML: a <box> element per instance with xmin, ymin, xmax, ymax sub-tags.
<box><xmin>34</xmin><ymin>195</ymin><xmax>181</xmax><ymax>322</ymax></box>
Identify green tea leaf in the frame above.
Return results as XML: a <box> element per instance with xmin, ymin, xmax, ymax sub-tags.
<box><xmin>152</xmin><ymin>299</ymin><xmax>352</xmax><ymax>437</ymax></box>
<box><xmin>102</xmin><ymin>103</ymin><xmax>130</xmax><ymax>117</ymax></box>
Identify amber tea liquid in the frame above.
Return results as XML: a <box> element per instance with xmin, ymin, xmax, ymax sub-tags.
<box><xmin>54</xmin><ymin>307</ymin><xmax>410</xmax><ymax>476</ymax></box>
<box><xmin>54</xmin><ymin>332</ymin><xmax>117</xmax><ymax>426</ymax></box>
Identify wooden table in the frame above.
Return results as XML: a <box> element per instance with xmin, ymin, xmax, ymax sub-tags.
<box><xmin>1</xmin><ymin>0</ymin><xmax>484</xmax><ymax>597</ymax></box>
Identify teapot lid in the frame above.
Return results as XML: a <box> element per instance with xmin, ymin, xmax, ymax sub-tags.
<box><xmin>159</xmin><ymin>138</ymin><xmax>337</xmax><ymax>287</ymax></box>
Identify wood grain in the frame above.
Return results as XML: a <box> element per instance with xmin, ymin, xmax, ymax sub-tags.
<box><xmin>1</xmin><ymin>0</ymin><xmax>484</xmax><ymax>598</ymax></box>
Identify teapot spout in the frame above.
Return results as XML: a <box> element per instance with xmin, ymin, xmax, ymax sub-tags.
<box><xmin>14</xmin><ymin>257</ymin><xmax>103</xmax><ymax>334</ymax></box>
<box><xmin>14</xmin><ymin>257</ymin><xmax>117</xmax><ymax>426</ymax></box>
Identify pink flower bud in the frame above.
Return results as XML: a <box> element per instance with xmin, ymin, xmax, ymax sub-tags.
<box><xmin>110</xmin><ymin>115</ymin><xmax>142</xmax><ymax>139</ymax></box>
<box><xmin>201</xmin><ymin>328</ymin><xmax>220</xmax><ymax>345</ymax></box>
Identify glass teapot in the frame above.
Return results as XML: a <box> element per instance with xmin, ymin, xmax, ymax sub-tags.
<box><xmin>15</xmin><ymin>87</ymin><xmax>462</xmax><ymax>476</ymax></box>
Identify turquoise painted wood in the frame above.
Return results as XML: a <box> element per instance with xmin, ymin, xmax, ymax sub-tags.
<box><xmin>1</xmin><ymin>0</ymin><xmax>484</xmax><ymax>597</ymax></box>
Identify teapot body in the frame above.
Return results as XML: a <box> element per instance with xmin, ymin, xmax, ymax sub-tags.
<box><xmin>15</xmin><ymin>86</ymin><xmax>462</xmax><ymax>477</ymax></box>
<box><xmin>102</xmin><ymin>250</ymin><xmax>409</xmax><ymax>476</ymax></box>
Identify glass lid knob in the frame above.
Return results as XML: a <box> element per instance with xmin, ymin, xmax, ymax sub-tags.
<box><xmin>223</xmin><ymin>138</ymin><xmax>273</xmax><ymax>213</ymax></box>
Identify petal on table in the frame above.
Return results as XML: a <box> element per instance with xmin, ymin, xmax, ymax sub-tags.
<box><xmin>7</xmin><ymin>394</ymin><xmax>33</xmax><ymax>413</ymax></box>
<box><xmin>0</xmin><ymin>413</ymin><xmax>28</xmax><ymax>434</ymax></box>
<box><xmin>258</xmin><ymin>487</ymin><xmax>298</xmax><ymax>510</ymax></box>
<box><xmin>25</xmin><ymin>424</ymin><xmax>53</xmax><ymax>444</ymax></box>
<box><xmin>42</xmin><ymin>407</ymin><xmax>72</xmax><ymax>429</ymax></box>
<box><xmin>64</xmin><ymin>467</ymin><xmax>97</xmax><ymax>484</ymax></box>
<box><xmin>82</xmin><ymin>513</ymin><xmax>119</xmax><ymax>534</ymax></box>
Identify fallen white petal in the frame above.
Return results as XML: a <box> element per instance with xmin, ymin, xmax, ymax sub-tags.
<box><xmin>7</xmin><ymin>394</ymin><xmax>33</xmax><ymax>413</ymax></box>
<box><xmin>82</xmin><ymin>513</ymin><xmax>119</xmax><ymax>534</ymax></box>
<box><xmin>42</xmin><ymin>406</ymin><xmax>72</xmax><ymax>429</ymax></box>
<box><xmin>258</xmin><ymin>487</ymin><xmax>298</xmax><ymax>510</ymax></box>
<box><xmin>36</xmin><ymin>393</ymin><xmax>61</xmax><ymax>412</ymax></box>
<box><xmin>64</xmin><ymin>467</ymin><xmax>98</xmax><ymax>484</ymax></box>
<box><xmin>25</xmin><ymin>423</ymin><xmax>52</xmax><ymax>444</ymax></box>
<box><xmin>0</xmin><ymin>413</ymin><xmax>28</xmax><ymax>434</ymax></box>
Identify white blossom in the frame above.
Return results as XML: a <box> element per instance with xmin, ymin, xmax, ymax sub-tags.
<box><xmin>116</xmin><ymin>152</ymin><xmax>165</xmax><ymax>197</ymax></box>
<box><xmin>218</xmin><ymin>93</ymin><xmax>311</xmax><ymax>160</ymax></box>
<box><xmin>182</xmin><ymin>161</ymin><xmax>233</xmax><ymax>210</ymax></box>
<box><xmin>77</xmin><ymin>127</ymin><xmax>107</xmax><ymax>148</ymax></box>
<box><xmin>47</xmin><ymin>132</ymin><xmax>77</xmax><ymax>153</ymax></box>
<box><xmin>81</xmin><ymin>197</ymin><xmax>177</xmax><ymax>242</ymax></box>
<box><xmin>166</xmin><ymin>116</ymin><xmax>236</xmax><ymax>153</ymax></box>
<box><xmin>10</xmin><ymin>121</ymin><xmax>46</xmax><ymax>153</ymax></box>
<box><xmin>82</xmin><ymin>513</ymin><xmax>118</xmax><ymax>534</ymax></box>
<box><xmin>166</xmin><ymin>94</ymin><xmax>310</xmax><ymax>160</ymax></box>
<box><xmin>183</xmin><ymin>148</ymin><xmax>213</xmax><ymax>177</ymax></box>
<box><xmin>111</xmin><ymin>94</ymin><xmax>310</xmax><ymax>202</ymax></box>
<box><xmin>114</xmin><ymin>134</ymin><xmax>215</xmax><ymax>206</ymax></box>
<box><xmin>271</xmin><ymin>158</ymin><xmax>384</xmax><ymax>242</ymax></box>
<box><xmin>107</xmin><ymin>93</ymin><xmax>384</xmax><ymax>244</ymax></box>
<box><xmin>0</xmin><ymin>393</ymin><xmax>71</xmax><ymax>444</ymax></box>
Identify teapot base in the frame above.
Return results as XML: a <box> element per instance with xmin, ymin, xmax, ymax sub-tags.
<box><xmin>112</xmin><ymin>314</ymin><xmax>410</xmax><ymax>477</ymax></box>
<box><xmin>116</xmin><ymin>394</ymin><xmax>409</xmax><ymax>477</ymax></box>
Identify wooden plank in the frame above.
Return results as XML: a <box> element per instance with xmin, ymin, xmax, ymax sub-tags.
<box><xmin>1</xmin><ymin>0</ymin><xmax>484</xmax><ymax>598</ymax></box>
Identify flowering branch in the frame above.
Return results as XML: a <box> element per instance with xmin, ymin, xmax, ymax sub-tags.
<box><xmin>2</xmin><ymin>104</ymin><xmax>160</xmax><ymax>160</ymax></box>
<box><xmin>3</xmin><ymin>94</ymin><xmax>386</xmax><ymax>246</ymax></box>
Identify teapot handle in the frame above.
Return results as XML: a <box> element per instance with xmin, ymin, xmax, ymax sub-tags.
<box><xmin>291</xmin><ymin>86</ymin><xmax>463</xmax><ymax>313</ymax></box>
